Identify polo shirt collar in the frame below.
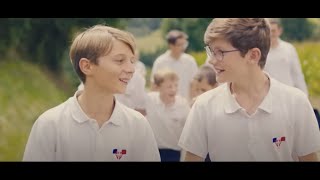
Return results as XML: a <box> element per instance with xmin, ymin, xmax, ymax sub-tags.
<box><xmin>71</xmin><ymin>90</ymin><xmax>123</xmax><ymax>126</ymax></box>
<box><xmin>224</xmin><ymin>73</ymin><xmax>273</xmax><ymax>114</ymax></box>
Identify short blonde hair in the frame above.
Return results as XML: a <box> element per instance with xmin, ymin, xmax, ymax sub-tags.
<box><xmin>69</xmin><ymin>24</ymin><xmax>136</xmax><ymax>83</ymax></box>
<box><xmin>204</xmin><ymin>18</ymin><xmax>270</xmax><ymax>69</ymax></box>
<box><xmin>153</xmin><ymin>68</ymin><xmax>179</xmax><ymax>86</ymax></box>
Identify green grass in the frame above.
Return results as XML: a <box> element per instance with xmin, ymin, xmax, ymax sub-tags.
<box><xmin>293</xmin><ymin>42</ymin><xmax>320</xmax><ymax>97</ymax></box>
<box><xmin>293</xmin><ymin>41</ymin><xmax>320</xmax><ymax>109</ymax></box>
<box><xmin>190</xmin><ymin>51</ymin><xmax>207</xmax><ymax>66</ymax></box>
<box><xmin>136</xmin><ymin>29</ymin><xmax>166</xmax><ymax>53</ymax></box>
<box><xmin>0</xmin><ymin>60</ymin><xmax>68</xmax><ymax>161</ymax></box>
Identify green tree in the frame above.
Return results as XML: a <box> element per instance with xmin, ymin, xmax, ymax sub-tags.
<box><xmin>281</xmin><ymin>18</ymin><xmax>314</xmax><ymax>42</ymax></box>
<box><xmin>0</xmin><ymin>18</ymin><xmax>127</xmax><ymax>72</ymax></box>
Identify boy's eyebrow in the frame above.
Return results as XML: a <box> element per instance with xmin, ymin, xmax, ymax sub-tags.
<box><xmin>110</xmin><ymin>54</ymin><xmax>133</xmax><ymax>59</ymax></box>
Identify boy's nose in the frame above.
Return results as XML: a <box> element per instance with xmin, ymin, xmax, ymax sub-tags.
<box><xmin>125</xmin><ymin>61</ymin><xmax>135</xmax><ymax>74</ymax></box>
<box><xmin>208</xmin><ymin>57</ymin><xmax>217</xmax><ymax>66</ymax></box>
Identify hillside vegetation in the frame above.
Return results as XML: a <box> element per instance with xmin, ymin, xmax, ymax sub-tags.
<box><xmin>0</xmin><ymin>60</ymin><xmax>68</xmax><ymax>160</ymax></box>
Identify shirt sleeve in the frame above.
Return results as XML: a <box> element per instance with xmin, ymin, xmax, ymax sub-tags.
<box><xmin>178</xmin><ymin>99</ymin><xmax>208</xmax><ymax>158</ymax></box>
<box><xmin>23</xmin><ymin>115</ymin><xmax>56</xmax><ymax>161</ymax></box>
<box><xmin>293</xmin><ymin>94</ymin><xmax>320</xmax><ymax>157</ymax></box>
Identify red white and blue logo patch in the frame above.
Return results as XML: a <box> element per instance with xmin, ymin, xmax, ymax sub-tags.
<box><xmin>113</xmin><ymin>149</ymin><xmax>127</xmax><ymax>160</ymax></box>
<box><xmin>272</xmin><ymin>136</ymin><xmax>286</xmax><ymax>147</ymax></box>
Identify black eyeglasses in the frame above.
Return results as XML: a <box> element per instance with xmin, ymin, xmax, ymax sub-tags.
<box><xmin>205</xmin><ymin>46</ymin><xmax>239</xmax><ymax>61</ymax></box>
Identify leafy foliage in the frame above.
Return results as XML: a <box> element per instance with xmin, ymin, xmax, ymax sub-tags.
<box><xmin>294</xmin><ymin>42</ymin><xmax>320</xmax><ymax>96</ymax></box>
<box><xmin>281</xmin><ymin>18</ymin><xmax>314</xmax><ymax>42</ymax></box>
<box><xmin>190</xmin><ymin>51</ymin><xmax>207</xmax><ymax>66</ymax></box>
<box><xmin>0</xmin><ymin>18</ymin><xmax>127</xmax><ymax>72</ymax></box>
<box><xmin>0</xmin><ymin>60</ymin><xmax>67</xmax><ymax>160</ymax></box>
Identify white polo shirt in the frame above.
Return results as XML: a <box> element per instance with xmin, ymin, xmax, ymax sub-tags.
<box><xmin>23</xmin><ymin>90</ymin><xmax>160</xmax><ymax>161</ymax></box>
<box><xmin>264</xmin><ymin>39</ymin><xmax>308</xmax><ymax>95</ymax></box>
<box><xmin>150</xmin><ymin>50</ymin><xmax>198</xmax><ymax>99</ymax></box>
<box><xmin>146</xmin><ymin>92</ymin><xmax>190</xmax><ymax>151</ymax></box>
<box><xmin>178</xmin><ymin>77</ymin><xmax>320</xmax><ymax>161</ymax></box>
<box><xmin>115</xmin><ymin>71</ymin><xmax>147</xmax><ymax>110</ymax></box>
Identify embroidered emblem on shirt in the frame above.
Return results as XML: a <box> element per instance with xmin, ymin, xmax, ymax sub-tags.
<box><xmin>272</xmin><ymin>136</ymin><xmax>286</xmax><ymax>147</ymax></box>
<box><xmin>113</xmin><ymin>149</ymin><xmax>127</xmax><ymax>160</ymax></box>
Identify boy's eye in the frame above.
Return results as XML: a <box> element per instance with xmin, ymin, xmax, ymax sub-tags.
<box><xmin>115</xmin><ymin>59</ymin><xmax>124</xmax><ymax>63</ymax></box>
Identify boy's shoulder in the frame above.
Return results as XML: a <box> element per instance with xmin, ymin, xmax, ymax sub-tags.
<box><xmin>182</xmin><ymin>53</ymin><xmax>196</xmax><ymax>61</ymax></box>
<box><xmin>270</xmin><ymin>78</ymin><xmax>309</xmax><ymax>103</ymax></box>
<box><xmin>35</xmin><ymin>97</ymin><xmax>73</xmax><ymax>125</ymax></box>
<box><xmin>154</xmin><ymin>51</ymin><xmax>169</xmax><ymax>63</ymax></box>
<box><xmin>279</xmin><ymin>39</ymin><xmax>296</xmax><ymax>51</ymax></box>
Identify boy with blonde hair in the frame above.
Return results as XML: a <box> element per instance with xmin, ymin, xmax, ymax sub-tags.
<box><xmin>146</xmin><ymin>68</ymin><xmax>190</xmax><ymax>161</ymax></box>
<box><xmin>23</xmin><ymin>24</ymin><xmax>160</xmax><ymax>161</ymax></box>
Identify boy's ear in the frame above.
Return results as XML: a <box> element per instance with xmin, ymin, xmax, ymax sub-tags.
<box><xmin>248</xmin><ymin>48</ymin><xmax>261</xmax><ymax>65</ymax></box>
<box><xmin>79</xmin><ymin>58</ymin><xmax>93</xmax><ymax>75</ymax></box>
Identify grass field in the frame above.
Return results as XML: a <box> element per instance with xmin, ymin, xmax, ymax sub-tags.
<box><xmin>135</xmin><ymin>29</ymin><xmax>165</xmax><ymax>53</ymax></box>
<box><xmin>0</xmin><ymin>60</ymin><xmax>67</xmax><ymax>161</ymax></box>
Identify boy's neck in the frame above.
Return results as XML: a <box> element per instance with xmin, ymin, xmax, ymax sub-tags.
<box><xmin>230</xmin><ymin>70</ymin><xmax>270</xmax><ymax>115</ymax></box>
<box><xmin>170</xmin><ymin>50</ymin><xmax>182</xmax><ymax>60</ymax></box>
<box><xmin>271</xmin><ymin>38</ymin><xmax>280</xmax><ymax>48</ymax></box>
<box><xmin>77</xmin><ymin>85</ymin><xmax>115</xmax><ymax>127</ymax></box>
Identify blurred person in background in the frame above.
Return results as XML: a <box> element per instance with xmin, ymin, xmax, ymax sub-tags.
<box><xmin>146</xmin><ymin>68</ymin><xmax>190</xmax><ymax>161</ymax></box>
<box><xmin>189</xmin><ymin>64</ymin><xmax>218</xmax><ymax>106</ymax></box>
<box><xmin>264</xmin><ymin>18</ymin><xmax>308</xmax><ymax>95</ymax></box>
<box><xmin>150</xmin><ymin>30</ymin><xmax>198</xmax><ymax>99</ymax></box>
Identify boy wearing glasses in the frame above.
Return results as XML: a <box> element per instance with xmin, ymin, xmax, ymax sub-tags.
<box><xmin>178</xmin><ymin>18</ymin><xmax>320</xmax><ymax>161</ymax></box>
<box><xmin>150</xmin><ymin>30</ymin><xmax>198</xmax><ymax>100</ymax></box>
<box><xmin>23</xmin><ymin>25</ymin><xmax>160</xmax><ymax>161</ymax></box>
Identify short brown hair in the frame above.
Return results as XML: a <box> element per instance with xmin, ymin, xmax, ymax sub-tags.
<box><xmin>166</xmin><ymin>30</ymin><xmax>188</xmax><ymax>45</ymax></box>
<box><xmin>69</xmin><ymin>24</ymin><xmax>136</xmax><ymax>83</ymax></box>
<box><xmin>204</xmin><ymin>18</ymin><xmax>270</xmax><ymax>69</ymax></box>
<box><xmin>194</xmin><ymin>65</ymin><xmax>217</xmax><ymax>86</ymax></box>
<box><xmin>153</xmin><ymin>68</ymin><xmax>179</xmax><ymax>86</ymax></box>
